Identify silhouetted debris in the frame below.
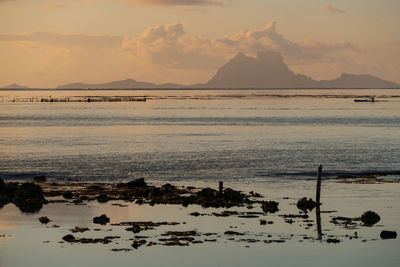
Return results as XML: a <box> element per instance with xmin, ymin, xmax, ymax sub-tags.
<box><xmin>117</xmin><ymin>178</ymin><xmax>147</xmax><ymax>188</ymax></box>
<box><xmin>33</xmin><ymin>175</ymin><xmax>46</xmax><ymax>183</ymax></box>
<box><xmin>131</xmin><ymin>239</ymin><xmax>147</xmax><ymax>249</ymax></box>
<box><xmin>111</xmin><ymin>248</ymin><xmax>132</xmax><ymax>252</ymax></box>
<box><xmin>380</xmin><ymin>230</ymin><xmax>397</xmax><ymax>239</ymax></box>
<box><xmin>224</xmin><ymin>231</ymin><xmax>245</xmax><ymax>236</ymax></box>
<box><xmin>71</xmin><ymin>226</ymin><xmax>90</xmax><ymax>233</ymax></box>
<box><xmin>260</xmin><ymin>219</ymin><xmax>267</xmax><ymax>225</ymax></box>
<box><xmin>62</xmin><ymin>234</ymin><xmax>76</xmax><ymax>242</ymax></box>
<box><xmin>62</xmin><ymin>234</ymin><xmax>119</xmax><ymax>244</ymax></box>
<box><xmin>326</xmin><ymin>238</ymin><xmax>341</xmax><ymax>243</ymax></box>
<box><xmin>39</xmin><ymin>216</ymin><xmax>50</xmax><ymax>224</ymax></box>
<box><xmin>96</xmin><ymin>194</ymin><xmax>110</xmax><ymax>203</ymax></box>
<box><xmin>261</xmin><ymin>201</ymin><xmax>279</xmax><ymax>213</ymax></box>
<box><xmin>330</xmin><ymin>216</ymin><xmax>360</xmax><ymax>228</ymax></box>
<box><xmin>93</xmin><ymin>214</ymin><xmax>110</xmax><ymax>225</ymax></box>
<box><xmin>361</xmin><ymin>211</ymin><xmax>380</xmax><ymax>225</ymax></box>
<box><xmin>62</xmin><ymin>191</ymin><xmax>73</xmax><ymax>199</ymax></box>
<box><xmin>296</xmin><ymin>197</ymin><xmax>316</xmax><ymax>212</ymax></box>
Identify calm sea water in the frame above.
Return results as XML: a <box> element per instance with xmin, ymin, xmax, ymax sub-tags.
<box><xmin>1</xmin><ymin>89</ymin><xmax>400</xmax><ymax>183</ymax></box>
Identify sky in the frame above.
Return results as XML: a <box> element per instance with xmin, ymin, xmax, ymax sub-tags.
<box><xmin>0</xmin><ymin>0</ymin><xmax>399</xmax><ymax>88</ymax></box>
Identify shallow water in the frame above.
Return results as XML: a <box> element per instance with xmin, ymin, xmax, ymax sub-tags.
<box><xmin>1</xmin><ymin>89</ymin><xmax>399</xmax><ymax>183</ymax></box>
<box><xmin>0</xmin><ymin>180</ymin><xmax>399</xmax><ymax>267</ymax></box>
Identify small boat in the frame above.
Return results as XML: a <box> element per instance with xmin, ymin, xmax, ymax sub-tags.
<box><xmin>354</xmin><ymin>97</ymin><xmax>375</xmax><ymax>103</ymax></box>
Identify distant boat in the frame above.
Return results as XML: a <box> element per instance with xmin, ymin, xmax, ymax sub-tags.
<box><xmin>354</xmin><ymin>97</ymin><xmax>375</xmax><ymax>103</ymax></box>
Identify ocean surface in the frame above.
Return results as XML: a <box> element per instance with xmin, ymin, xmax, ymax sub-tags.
<box><xmin>1</xmin><ymin>89</ymin><xmax>400</xmax><ymax>183</ymax></box>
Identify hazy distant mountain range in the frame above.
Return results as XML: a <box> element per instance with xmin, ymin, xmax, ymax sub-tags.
<box><xmin>3</xmin><ymin>51</ymin><xmax>399</xmax><ymax>89</ymax></box>
<box><xmin>1</xmin><ymin>83</ymin><xmax>30</xmax><ymax>89</ymax></box>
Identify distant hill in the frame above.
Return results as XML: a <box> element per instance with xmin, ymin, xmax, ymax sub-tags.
<box><xmin>55</xmin><ymin>52</ymin><xmax>399</xmax><ymax>89</ymax></box>
<box><xmin>197</xmin><ymin>51</ymin><xmax>318</xmax><ymax>88</ymax></box>
<box><xmin>318</xmin><ymin>73</ymin><xmax>399</xmax><ymax>88</ymax></box>
<box><xmin>1</xmin><ymin>83</ymin><xmax>30</xmax><ymax>89</ymax></box>
<box><xmin>197</xmin><ymin>51</ymin><xmax>399</xmax><ymax>89</ymax></box>
<box><xmin>57</xmin><ymin>78</ymin><xmax>184</xmax><ymax>89</ymax></box>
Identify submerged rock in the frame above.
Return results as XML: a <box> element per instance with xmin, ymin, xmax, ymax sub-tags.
<box><xmin>33</xmin><ymin>175</ymin><xmax>46</xmax><ymax>183</ymax></box>
<box><xmin>117</xmin><ymin>178</ymin><xmax>147</xmax><ymax>188</ymax></box>
<box><xmin>62</xmin><ymin>234</ymin><xmax>76</xmax><ymax>243</ymax></box>
<box><xmin>380</xmin><ymin>230</ymin><xmax>397</xmax><ymax>239</ymax></box>
<box><xmin>296</xmin><ymin>197</ymin><xmax>316</xmax><ymax>212</ymax></box>
<box><xmin>361</xmin><ymin>211</ymin><xmax>380</xmax><ymax>225</ymax></box>
<box><xmin>39</xmin><ymin>216</ymin><xmax>50</xmax><ymax>224</ymax></box>
<box><xmin>93</xmin><ymin>214</ymin><xmax>110</xmax><ymax>225</ymax></box>
<box><xmin>63</xmin><ymin>191</ymin><xmax>73</xmax><ymax>199</ymax></box>
<box><xmin>96</xmin><ymin>194</ymin><xmax>110</xmax><ymax>203</ymax></box>
<box><xmin>261</xmin><ymin>201</ymin><xmax>279</xmax><ymax>213</ymax></box>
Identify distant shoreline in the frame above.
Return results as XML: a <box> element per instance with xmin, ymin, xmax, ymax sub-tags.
<box><xmin>1</xmin><ymin>87</ymin><xmax>400</xmax><ymax>91</ymax></box>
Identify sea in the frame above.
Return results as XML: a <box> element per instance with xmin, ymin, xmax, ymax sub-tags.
<box><xmin>1</xmin><ymin>89</ymin><xmax>400</xmax><ymax>184</ymax></box>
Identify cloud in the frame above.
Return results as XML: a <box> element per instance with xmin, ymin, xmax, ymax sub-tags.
<box><xmin>122</xmin><ymin>22</ymin><xmax>224</xmax><ymax>69</ymax></box>
<box><xmin>323</xmin><ymin>5</ymin><xmax>345</xmax><ymax>14</ymax></box>
<box><xmin>214</xmin><ymin>21</ymin><xmax>358</xmax><ymax>65</ymax></box>
<box><xmin>0</xmin><ymin>32</ymin><xmax>122</xmax><ymax>48</ymax></box>
<box><xmin>124</xmin><ymin>0</ymin><xmax>229</xmax><ymax>6</ymax></box>
<box><xmin>44</xmin><ymin>2</ymin><xmax>69</xmax><ymax>9</ymax></box>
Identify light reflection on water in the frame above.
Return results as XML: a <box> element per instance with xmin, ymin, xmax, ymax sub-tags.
<box><xmin>0</xmin><ymin>89</ymin><xmax>399</xmax><ymax>182</ymax></box>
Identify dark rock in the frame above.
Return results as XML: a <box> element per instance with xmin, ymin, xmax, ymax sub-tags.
<box><xmin>380</xmin><ymin>230</ymin><xmax>397</xmax><ymax>239</ymax></box>
<box><xmin>223</xmin><ymin>188</ymin><xmax>244</xmax><ymax>203</ymax></box>
<box><xmin>96</xmin><ymin>194</ymin><xmax>110</xmax><ymax>203</ymax></box>
<box><xmin>33</xmin><ymin>175</ymin><xmax>46</xmax><ymax>183</ymax></box>
<box><xmin>196</xmin><ymin>187</ymin><xmax>218</xmax><ymax>198</ymax></box>
<box><xmin>161</xmin><ymin>183</ymin><xmax>175</xmax><ymax>191</ymax></box>
<box><xmin>296</xmin><ymin>197</ymin><xmax>316</xmax><ymax>212</ymax></box>
<box><xmin>93</xmin><ymin>214</ymin><xmax>110</xmax><ymax>225</ymax></box>
<box><xmin>0</xmin><ymin>178</ymin><xmax>5</xmax><ymax>191</ymax></box>
<box><xmin>190</xmin><ymin>212</ymin><xmax>200</xmax><ymax>217</ymax></box>
<box><xmin>224</xmin><ymin>231</ymin><xmax>245</xmax><ymax>236</ymax></box>
<box><xmin>63</xmin><ymin>191</ymin><xmax>73</xmax><ymax>199</ymax></box>
<box><xmin>39</xmin><ymin>216</ymin><xmax>50</xmax><ymax>224</ymax></box>
<box><xmin>62</xmin><ymin>234</ymin><xmax>76</xmax><ymax>242</ymax></box>
<box><xmin>361</xmin><ymin>211</ymin><xmax>380</xmax><ymax>225</ymax></box>
<box><xmin>13</xmin><ymin>183</ymin><xmax>45</xmax><ymax>213</ymax></box>
<box><xmin>131</xmin><ymin>239</ymin><xmax>147</xmax><ymax>249</ymax></box>
<box><xmin>326</xmin><ymin>238</ymin><xmax>341</xmax><ymax>243</ymax></box>
<box><xmin>260</xmin><ymin>219</ymin><xmax>267</xmax><ymax>225</ymax></box>
<box><xmin>117</xmin><ymin>178</ymin><xmax>147</xmax><ymax>188</ymax></box>
<box><xmin>261</xmin><ymin>201</ymin><xmax>279</xmax><ymax>213</ymax></box>
<box><xmin>71</xmin><ymin>226</ymin><xmax>89</xmax><ymax>233</ymax></box>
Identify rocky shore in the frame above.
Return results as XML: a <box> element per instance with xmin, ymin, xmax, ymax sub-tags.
<box><xmin>0</xmin><ymin>176</ymin><xmax>397</xmax><ymax>251</ymax></box>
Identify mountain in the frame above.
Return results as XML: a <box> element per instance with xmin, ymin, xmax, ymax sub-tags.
<box><xmin>318</xmin><ymin>73</ymin><xmax>399</xmax><ymax>88</ymax></box>
<box><xmin>199</xmin><ymin>51</ymin><xmax>318</xmax><ymax>88</ymax></box>
<box><xmin>57</xmin><ymin>78</ymin><xmax>184</xmax><ymax>89</ymax></box>
<box><xmin>198</xmin><ymin>51</ymin><xmax>399</xmax><ymax>89</ymax></box>
<box><xmin>55</xmin><ymin>52</ymin><xmax>399</xmax><ymax>89</ymax></box>
<box><xmin>1</xmin><ymin>83</ymin><xmax>30</xmax><ymax>89</ymax></box>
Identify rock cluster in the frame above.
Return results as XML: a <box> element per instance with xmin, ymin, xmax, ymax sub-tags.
<box><xmin>0</xmin><ymin>179</ymin><xmax>45</xmax><ymax>213</ymax></box>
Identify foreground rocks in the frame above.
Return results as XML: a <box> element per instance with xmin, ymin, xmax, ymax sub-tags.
<box><xmin>0</xmin><ymin>179</ymin><xmax>45</xmax><ymax>213</ymax></box>
<box><xmin>361</xmin><ymin>211</ymin><xmax>380</xmax><ymax>225</ymax></box>
<box><xmin>93</xmin><ymin>214</ymin><xmax>110</xmax><ymax>225</ymax></box>
<box><xmin>296</xmin><ymin>197</ymin><xmax>316</xmax><ymax>212</ymax></box>
<box><xmin>380</xmin><ymin>230</ymin><xmax>397</xmax><ymax>239</ymax></box>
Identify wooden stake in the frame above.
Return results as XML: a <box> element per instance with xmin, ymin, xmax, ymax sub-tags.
<box><xmin>316</xmin><ymin>164</ymin><xmax>322</xmax><ymax>206</ymax></box>
<box><xmin>219</xmin><ymin>181</ymin><xmax>223</xmax><ymax>194</ymax></box>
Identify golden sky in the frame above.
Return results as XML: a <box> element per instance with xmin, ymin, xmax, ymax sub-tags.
<box><xmin>0</xmin><ymin>0</ymin><xmax>399</xmax><ymax>87</ymax></box>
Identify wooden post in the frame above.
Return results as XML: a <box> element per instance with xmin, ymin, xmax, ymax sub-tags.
<box><xmin>219</xmin><ymin>181</ymin><xmax>223</xmax><ymax>194</ymax></box>
<box><xmin>316</xmin><ymin>164</ymin><xmax>322</xmax><ymax>206</ymax></box>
